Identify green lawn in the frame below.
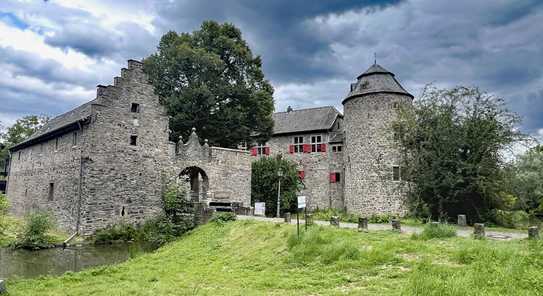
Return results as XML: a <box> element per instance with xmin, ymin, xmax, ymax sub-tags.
<box><xmin>6</xmin><ymin>220</ymin><xmax>543</xmax><ymax>295</ymax></box>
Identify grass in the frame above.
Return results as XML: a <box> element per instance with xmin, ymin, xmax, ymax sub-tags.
<box><xmin>6</xmin><ymin>220</ymin><xmax>543</xmax><ymax>295</ymax></box>
<box><xmin>412</xmin><ymin>223</ymin><xmax>457</xmax><ymax>240</ymax></box>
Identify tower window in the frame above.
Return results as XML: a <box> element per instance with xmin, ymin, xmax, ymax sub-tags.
<box><xmin>130</xmin><ymin>103</ymin><xmax>140</xmax><ymax>113</ymax></box>
<box><xmin>130</xmin><ymin>135</ymin><xmax>138</xmax><ymax>146</ymax></box>
<box><xmin>392</xmin><ymin>166</ymin><xmax>401</xmax><ymax>181</ymax></box>
<box><xmin>48</xmin><ymin>183</ymin><xmax>55</xmax><ymax>201</ymax></box>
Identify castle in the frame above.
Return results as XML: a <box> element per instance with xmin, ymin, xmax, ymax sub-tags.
<box><xmin>5</xmin><ymin>60</ymin><xmax>412</xmax><ymax>234</ymax></box>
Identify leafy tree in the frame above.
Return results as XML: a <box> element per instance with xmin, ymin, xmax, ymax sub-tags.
<box><xmin>509</xmin><ymin>145</ymin><xmax>543</xmax><ymax>216</ymax></box>
<box><xmin>0</xmin><ymin>115</ymin><xmax>48</xmax><ymax>170</ymax></box>
<box><xmin>251</xmin><ymin>155</ymin><xmax>303</xmax><ymax>217</ymax></box>
<box><xmin>144</xmin><ymin>21</ymin><xmax>275</xmax><ymax>148</ymax></box>
<box><xmin>394</xmin><ymin>86</ymin><xmax>524</xmax><ymax>222</ymax></box>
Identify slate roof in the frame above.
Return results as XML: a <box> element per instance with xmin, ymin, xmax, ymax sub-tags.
<box><xmin>272</xmin><ymin>106</ymin><xmax>342</xmax><ymax>135</ymax></box>
<box><xmin>328</xmin><ymin>131</ymin><xmax>344</xmax><ymax>143</ymax></box>
<box><xmin>343</xmin><ymin>64</ymin><xmax>413</xmax><ymax>104</ymax></box>
<box><xmin>10</xmin><ymin>99</ymin><xmax>96</xmax><ymax>151</ymax></box>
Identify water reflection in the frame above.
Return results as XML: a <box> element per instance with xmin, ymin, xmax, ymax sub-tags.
<box><xmin>0</xmin><ymin>242</ymin><xmax>153</xmax><ymax>279</ymax></box>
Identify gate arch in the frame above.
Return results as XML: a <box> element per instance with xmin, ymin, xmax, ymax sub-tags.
<box><xmin>179</xmin><ymin>166</ymin><xmax>209</xmax><ymax>202</ymax></box>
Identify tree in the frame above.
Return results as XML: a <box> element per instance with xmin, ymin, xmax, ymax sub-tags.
<box><xmin>509</xmin><ymin>145</ymin><xmax>543</xmax><ymax>216</ymax></box>
<box><xmin>251</xmin><ymin>155</ymin><xmax>303</xmax><ymax>217</ymax></box>
<box><xmin>0</xmin><ymin>115</ymin><xmax>48</xmax><ymax>170</ymax></box>
<box><xmin>144</xmin><ymin>21</ymin><xmax>275</xmax><ymax>148</ymax></box>
<box><xmin>394</xmin><ymin>86</ymin><xmax>523</xmax><ymax>222</ymax></box>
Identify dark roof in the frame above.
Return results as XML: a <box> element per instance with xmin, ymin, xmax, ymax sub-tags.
<box><xmin>329</xmin><ymin>132</ymin><xmax>344</xmax><ymax>143</ymax></box>
<box><xmin>10</xmin><ymin>99</ymin><xmax>96</xmax><ymax>151</ymax></box>
<box><xmin>272</xmin><ymin>106</ymin><xmax>341</xmax><ymax>135</ymax></box>
<box><xmin>344</xmin><ymin>64</ymin><xmax>413</xmax><ymax>104</ymax></box>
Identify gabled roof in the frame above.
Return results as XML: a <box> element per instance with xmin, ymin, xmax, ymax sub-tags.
<box><xmin>272</xmin><ymin>106</ymin><xmax>342</xmax><ymax>135</ymax></box>
<box><xmin>9</xmin><ymin>99</ymin><xmax>96</xmax><ymax>152</ymax></box>
<box><xmin>344</xmin><ymin>63</ymin><xmax>413</xmax><ymax>104</ymax></box>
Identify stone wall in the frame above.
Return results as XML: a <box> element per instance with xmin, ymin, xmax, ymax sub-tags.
<box><xmin>343</xmin><ymin>93</ymin><xmax>410</xmax><ymax>216</ymax></box>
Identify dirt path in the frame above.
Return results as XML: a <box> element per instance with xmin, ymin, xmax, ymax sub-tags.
<box><xmin>237</xmin><ymin>215</ymin><xmax>528</xmax><ymax>240</ymax></box>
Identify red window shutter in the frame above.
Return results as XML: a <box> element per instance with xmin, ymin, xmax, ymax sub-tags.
<box><xmin>264</xmin><ymin>147</ymin><xmax>270</xmax><ymax>155</ymax></box>
<box><xmin>288</xmin><ymin>144</ymin><xmax>294</xmax><ymax>154</ymax></box>
<box><xmin>303</xmin><ymin>144</ymin><xmax>311</xmax><ymax>153</ymax></box>
<box><xmin>250</xmin><ymin>147</ymin><xmax>257</xmax><ymax>156</ymax></box>
<box><xmin>321</xmin><ymin>144</ymin><xmax>327</xmax><ymax>152</ymax></box>
<box><xmin>329</xmin><ymin>172</ymin><xmax>336</xmax><ymax>183</ymax></box>
<box><xmin>298</xmin><ymin>170</ymin><xmax>305</xmax><ymax>180</ymax></box>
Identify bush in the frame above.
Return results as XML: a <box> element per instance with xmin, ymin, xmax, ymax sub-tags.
<box><xmin>0</xmin><ymin>193</ymin><xmax>9</xmax><ymax>235</ymax></box>
<box><xmin>140</xmin><ymin>215</ymin><xmax>178</xmax><ymax>248</ymax></box>
<box><xmin>412</xmin><ymin>223</ymin><xmax>457</xmax><ymax>240</ymax></box>
<box><xmin>12</xmin><ymin>212</ymin><xmax>55</xmax><ymax>250</ymax></box>
<box><xmin>94</xmin><ymin>223</ymin><xmax>138</xmax><ymax>244</ymax></box>
<box><xmin>490</xmin><ymin>209</ymin><xmax>530</xmax><ymax>228</ymax></box>
<box><xmin>209</xmin><ymin>212</ymin><xmax>237</xmax><ymax>225</ymax></box>
<box><xmin>368</xmin><ymin>213</ymin><xmax>395</xmax><ymax>224</ymax></box>
<box><xmin>311</xmin><ymin>208</ymin><xmax>359</xmax><ymax>223</ymax></box>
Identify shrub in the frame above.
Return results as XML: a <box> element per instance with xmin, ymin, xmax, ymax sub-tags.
<box><xmin>412</xmin><ymin>223</ymin><xmax>457</xmax><ymax>240</ymax></box>
<box><xmin>210</xmin><ymin>212</ymin><xmax>237</xmax><ymax>225</ymax></box>
<box><xmin>0</xmin><ymin>193</ymin><xmax>9</xmax><ymax>235</ymax></box>
<box><xmin>12</xmin><ymin>212</ymin><xmax>55</xmax><ymax>250</ymax></box>
<box><xmin>368</xmin><ymin>213</ymin><xmax>394</xmax><ymax>224</ymax></box>
<box><xmin>311</xmin><ymin>208</ymin><xmax>359</xmax><ymax>223</ymax></box>
<box><xmin>490</xmin><ymin>209</ymin><xmax>530</xmax><ymax>228</ymax></box>
<box><xmin>140</xmin><ymin>215</ymin><xmax>178</xmax><ymax>248</ymax></box>
<box><xmin>94</xmin><ymin>223</ymin><xmax>138</xmax><ymax>244</ymax></box>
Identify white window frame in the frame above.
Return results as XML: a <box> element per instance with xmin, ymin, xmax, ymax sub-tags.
<box><xmin>311</xmin><ymin>134</ymin><xmax>324</xmax><ymax>152</ymax></box>
<box><xmin>293</xmin><ymin>136</ymin><xmax>304</xmax><ymax>153</ymax></box>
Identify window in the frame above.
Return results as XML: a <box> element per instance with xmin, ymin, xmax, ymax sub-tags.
<box><xmin>73</xmin><ymin>131</ymin><xmax>78</xmax><ymax>146</ymax></box>
<box><xmin>330</xmin><ymin>172</ymin><xmax>340</xmax><ymax>183</ymax></box>
<box><xmin>18</xmin><ymin>151</ymin><xmax>21</xmax><ymax>160</ymax></box>
<box><xmin>48</xmin><ymin>183</ymin><xmax>55</xmax><ymax>201</ymax></box>
<box><xmin>130</xmin><ymin>103</ymin><xmax>140</xmax><ymax>113</ymax></box>
<box><xmin>311</xmin><ymin>135</ymin><xmax>323</xmax><ymax>152</ymax></box>
<box><xmin>392</xmin><ymin>166</ymin><xmax>401</xmax><ymax>181</ymax></box>
<box><xmin>335</xmin><ymin>172</ymin><xmax>341</xmax><ymax>182</ymax></box>
<box><xmin>55</xmin><ymin>138</ymin><xmax>59</xmax><ymax>150</ymax></box>
<box><xmin>130</xmin><ymin>135</ymin><xmax>138</xmax><ymax>146</ymax></box>
<box><xmin>332</xmin><ymin>145</ymin><xmax>343</xmax><ymax>153</ymax></box>
<box><xmin>256</xmin><ymin>143</ymin><xmax>269</xmax><ymax>155</ymax></box>
<box><xmin>293</xmin><ymin>136</ymin><xmax>304</xmax><ymax>153</ymax></box>
<box><xmin>121</xmin><ymin>206</ymin><xmax>126</xmax><ymax>217</ymax></box>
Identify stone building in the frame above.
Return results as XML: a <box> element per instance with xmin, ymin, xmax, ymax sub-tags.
<box><xmin>6</xmin><ymin>60</ymin><xmax>411</xmax><ymax>234</ymax></box>
<box><xmin>251</xmin><ymin>63</ymin><xmax>412</xmax><ymax>216</ymax></box>
<box><xmin>6</xmin><ymin>60</ymin><xmax>252</xmax><ymax>235</ymax></box>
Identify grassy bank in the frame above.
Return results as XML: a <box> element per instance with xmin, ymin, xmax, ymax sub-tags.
<box><xmin>7</xmin><ymin>220</ymin><xmax>543</xmax><ymax>295</ymax></box>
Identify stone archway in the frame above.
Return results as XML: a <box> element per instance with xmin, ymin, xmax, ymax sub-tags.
<box><xmin>179</xmin><ymin>166</ymin><xmax>209</xmax><ymax>202</ymax></box>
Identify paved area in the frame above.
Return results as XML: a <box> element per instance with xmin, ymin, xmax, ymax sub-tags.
<box><xmin>237</xmin><ymin>215</ymin><xmax>528</xmax><ymax>240</ymax></box>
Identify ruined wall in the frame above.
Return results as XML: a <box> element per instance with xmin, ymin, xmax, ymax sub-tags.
<box><xmin>78</xmin><ymin>60</ymin><xmax>171</xmax><ymax>235</ymax></box>
<box><xmin>6</xmin><ymin>126</ymin><xmax>91</xmax><ymax>232</ymax></box>
<box><xmin>343</xmin><ymin>93</ymin><xmax>410</xmax><ymax>216</ymax></box>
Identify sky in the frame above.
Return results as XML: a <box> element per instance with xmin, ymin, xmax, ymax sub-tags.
<box><xmin>0</xmin><ymin>0</ymin><xmax>542</xmax><ymax>144</ymax></box>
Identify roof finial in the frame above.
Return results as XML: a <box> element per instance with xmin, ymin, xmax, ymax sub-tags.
<box><xmin>374</xmin><ymin>52</ymin><xmax>377</xmax><ymax>65</ymax></box>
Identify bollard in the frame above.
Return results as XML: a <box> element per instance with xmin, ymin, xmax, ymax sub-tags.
<box><xmin>458</xmin><ymin>214</ymin><xmax>467</xmax><ymax>227</ymax></box>
<box><xmin>528</xmin><ymin>226</ymin><xmax>540</xmax><ymax>240</ymax></box>
<box><xmin>0</xmin><ymin>279</ymin><xmax>5</xmax><ymax>294</ymax></box>
<box><xmin>284</xmin><ymin>212</ymin><xmax>291</xmax><ymax>223</ymax></box>
<box><xmin>305</xmin><ymin>213</ymin><xmax>314</xmax><ymax>226</ymax></box>
<box><xmin>358</xmin><ymin>217</ymin><xmax>368</xmax><ymax>232</ymax></box>
<box><xmin>330</xmin><ymin>216</ymin><xmax>340</xmax><ymax>227</ymax></box>
<box><xmin>391</xmin><ymin>219</ymin><xmax>401</xmax><ymax>232</ymax></box>
<box><xmin>474</xmin><ymin>223</ymin><xmax>485</xmax><ymax>239</ymax></box>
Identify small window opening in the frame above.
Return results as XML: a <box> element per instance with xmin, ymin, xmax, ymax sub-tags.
<box><xmin>335</xmin><ymin>172</ymin><xmax>341</xmax><ymax>182</ymax></box>
<box><xmin>18</xmin><ymin>151</ymin><xmax>21</xmax><ymax>160</ymax></box>
<box><xmin>130</xmin><ymin>135</ymin><xmax>138</xmax><ymax>146</ymax></box>
<box><xmin>393</xmin><ymin>166</ymin><xmax>401</xmax><ymax>181</ymax></box>
<box><xmin>121</xmin><ymin>206</ymin><xmax>125</xmax><ymax>217</ymax></box>
<box><xmin>332</xmin><ymin>145</ymin><xmax>343</xmax><ymax>153</ymax></box>
<box><xmin>130</xmin><ymin>103</ymin><xmax>140</xmax><ymax>113</ymax></box>
<box><xmin>48</xmin><ymin>183</ymin><xmax>55</xmax><ymax>201</ymax></box>
<box><xmin>55</xmin><ymin>138</ymin><xmax>59</xmax><ymax>150</ymax></box>
<box><xmin>73</xmin><ymin>131</ymin><xmax>78</xmax><ymax>146</ymax></box>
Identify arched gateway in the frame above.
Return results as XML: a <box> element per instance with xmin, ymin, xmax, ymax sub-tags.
<box><xmin>179</xmin><ymin>166</ymin><xmax>209</xmax><ymax>201</ymax></box>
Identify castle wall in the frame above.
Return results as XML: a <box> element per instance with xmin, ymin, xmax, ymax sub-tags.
<box><xmin>6</xmin><ymin>125</ymin><xmax>91</xmax><ymax>232</ymax></box>
<box><xmin>343</xmin><ymin>93</ymin><xmax>410</xmax><ymax>216</ymax></box>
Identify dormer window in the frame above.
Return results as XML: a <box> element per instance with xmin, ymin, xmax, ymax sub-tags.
<box><xmin>130</xmin><ymin>103</ymin><xmax>140</xmax><ymax>113</ymax></box>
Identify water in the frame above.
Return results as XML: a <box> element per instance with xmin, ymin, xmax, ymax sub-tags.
<box><xmin>0</xmin><ymin>242</ymin><xmax>153</xmax><ymax>280</ymax></box>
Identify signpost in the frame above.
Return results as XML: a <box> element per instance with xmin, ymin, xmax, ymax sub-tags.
<box><xmin>254</xmin><ymin>202</ymin><xmax>266</xmax><ymax>216</ymax></box>
<box><xmin>297</xmin><ymin>196</ymin><xmax>306</xmax><ymax>238</ymax></box>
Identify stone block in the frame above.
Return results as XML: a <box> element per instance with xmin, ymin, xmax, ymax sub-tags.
<box><xmin>458</xmin><ymin>214</ymin><xmax>467</xmax><ymax>227</ymax></box>
<box><xmin>330</xmin><ymin>216</ymin><xmax>340</xmax><ymax>227</ymax></box>
<box><xmin>528</xmin><ymin>226</ymin><xmax>539</xmax><ymax>240</ymax></box>
<box><xmin>358</xmin><ymin>217</ymin><xmax>368</xmax><ymax>232</ymax></box>
<box><xmin>391</xmin><ymin>219</ymin><xmax>401</xmax><ymax>232</ymax></box>
<box><xmin>305</xmin><ymin>213</ymin><xmax>314</xmax><ymax>226</ymax></box>
<box><xmin>284</xmin><ymin>212</ymin><xmax>291</xmax><ymax>223</ymax></box>
<box><xmin>473</xmin><ymin>223</ymin><xmax>485</xmax><ymax>239</ymax></box>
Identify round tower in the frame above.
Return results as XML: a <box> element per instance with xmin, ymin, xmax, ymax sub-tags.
<box><xmin>342</xmin><ymin>64</ymin><xmax>413</xmax><ymax>216</ymax></box>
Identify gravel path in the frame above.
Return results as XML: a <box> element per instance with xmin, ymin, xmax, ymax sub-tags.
<box><xmin>237</xmin><ymin>215</ymin><xmax>528</xmax><ymax>240</ymax></box>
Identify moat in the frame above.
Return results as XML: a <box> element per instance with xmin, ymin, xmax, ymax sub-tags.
<box><xmin>0</xmin><ymin>242</ymin><xmax>153</xmax><ymax>279</ymax></box>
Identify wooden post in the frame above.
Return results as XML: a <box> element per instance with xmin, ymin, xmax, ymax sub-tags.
<box><xmin>284</xmin><ymin>212</ymin><xmax>291</xmax><ymax>223</ymax></box>
<box><xmin>474</xmin><ymin>223</ymin><xmax>485</xmax><ymax>239</ymax></box>
<box><xmin>457</xmin><ymin>215</ymin><xmax>467</xmax><ymax>227</ymax></box>
<box><xmin>391</xmin><ymin>219</ymin><xmax>401</xmax><ymax>232</ymax></box>
<box><xmin>528</xmin><ymin>226</ymin><xmax>540</xmax><ymax>240</ymax></box>
<box><xmin>358</xmin><ymin>217</ymin><xmax>368</xmax><ymax>232</ymax></box>
<box><xmin>330</xmin><ymin>216</ymin><xmax>340</xmax><ymax>227</ymax></box>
